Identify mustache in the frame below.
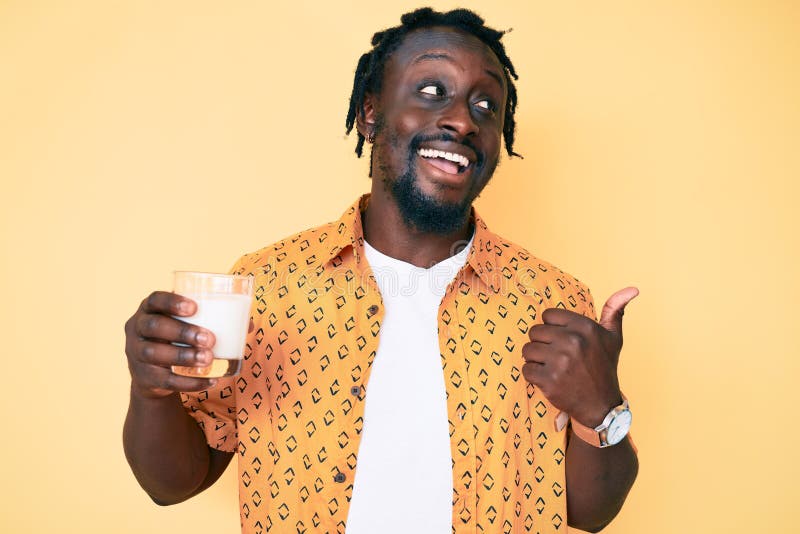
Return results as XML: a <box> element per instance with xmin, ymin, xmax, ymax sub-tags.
<box><xmin>408</xmin><ymin>132</ymin><xmax>484</xmax><ymax>168</ymax></box>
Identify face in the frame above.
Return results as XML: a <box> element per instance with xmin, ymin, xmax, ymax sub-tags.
<box><xmin>360</xmin><ymin>27</ymin><xmax>508</xmax><ymax>234</ymax></box>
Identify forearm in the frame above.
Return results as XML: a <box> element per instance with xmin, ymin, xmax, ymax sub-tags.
<box><xmin>123</xmin><ymin>388</ymin><xmax>210</xmax><ymax>505</ymax></box>
<box><xmin>565</xmin><ymin>430</ymin><xmax>638</xmax><ymax>532</ymax></box>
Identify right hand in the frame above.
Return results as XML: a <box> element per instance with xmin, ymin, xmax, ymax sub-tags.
<box><xmin>124</xmin><ymin>291</ymin><xmax>217</xmax><ymax>399</ymax></box>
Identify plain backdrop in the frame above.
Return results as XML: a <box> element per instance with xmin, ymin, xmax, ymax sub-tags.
<box><xmin>1</xmin><ymin>1</ymin><xmax>798</xmax><ymax>532</ymax></box>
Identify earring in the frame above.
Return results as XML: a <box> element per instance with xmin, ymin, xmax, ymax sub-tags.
<box><xmin>367</xmin><ymin>130</ymin><xmax>375</xmax><ymax>143</ymax></box>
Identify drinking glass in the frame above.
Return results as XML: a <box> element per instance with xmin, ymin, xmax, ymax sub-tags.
<box><xmin>171</xmin><ymin>271</ymin><xmax>254</xmax><ymax>378</ymax></box>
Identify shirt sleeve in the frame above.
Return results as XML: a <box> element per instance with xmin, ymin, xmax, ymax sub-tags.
<box><xmin>179</xmin><ymin>255</ymin><xmax>254</xmax><ymax>453</ymax></box>
<box><xmin>575</xmin><ymin>279</ymin><xmax>598</xmax><ymax>322</ymax></box>
<box><xmin>180</xmin><ymin>377</ymin><xmax>239</xmax><ymax>452</ymax></box>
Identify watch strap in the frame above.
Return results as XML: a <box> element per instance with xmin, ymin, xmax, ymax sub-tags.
<box><xmin>569</xmin><ymin>415</ymin><xmax>604</xmax><ymax>447</ymax></box>
<box><xmin>554</xmin><ymin>394</ymin><xmax>629</xmax><ymax>448</ymax></box>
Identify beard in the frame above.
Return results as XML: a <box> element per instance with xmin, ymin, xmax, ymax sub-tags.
<box><xmin>383</xmin><ymin>132</ymin><xmax>495</xmax><ymax>235</ymax></box>
<box><xmin>389</xmin><ymin>168</ymin><xmax>472</xmax><ymax>235</ymax></box>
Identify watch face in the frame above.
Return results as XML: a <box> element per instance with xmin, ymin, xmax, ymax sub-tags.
<box><xmin>606</xmin><ymin>410</ymin><xmax>632</xmax><ymax>445</ymax></box>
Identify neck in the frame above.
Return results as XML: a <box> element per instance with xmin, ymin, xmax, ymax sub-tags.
<box><xmin>362</xmin><ymin>182</ymin><xmax>473</xmax><ymax>268</ymax></box>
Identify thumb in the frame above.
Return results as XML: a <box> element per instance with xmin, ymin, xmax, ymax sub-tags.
<box><xmin>598</xmin><ymin>286</ymin><xmax>639</xmax><ymax>334</ymax></box>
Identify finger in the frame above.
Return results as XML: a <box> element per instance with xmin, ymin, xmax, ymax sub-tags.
<box><xmin>541</xmin><ymin>308</ymin><xmax>581</xmax><ymax>327</ymax></box>
<box><xmin>141</xmin><ymin>291</ymin><xmax>197</xmax><ymax>317</ymax></box>
<box><xmin>133</xmin><ymin>363</ymin><xmax>219</xmax><ymax>393</ymax></box>
<box><xmin>522</xmin><ymin>361</ymin><xmax>549</xmax><ymax>389</ymax></box>
<box><xmin>136</xmin><ymin>313</ymin><xmax>215</xmax><ymax>348</ymax></box>
<box><xmin>598</xmin><ymin>286</ymin><xmax>639</xmax><ymax>334</ymax></box>
<box><xmin>137</xmin><ymin>341</ymin><xmax>213</xmax><ymax>368</ymax></box>
<box><xmin>521</xmin><ymin>340</ymin><xmax>555</xmax><ymax>365</ymax></box>
<box><xmin>527</xmin><ymin>323</ymin><xmax>564</xmax><ymax>344</ymax></box>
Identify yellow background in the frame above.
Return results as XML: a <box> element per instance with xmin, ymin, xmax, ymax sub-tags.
<box><xmin>1</xmin><ymin>1</ymin><xmax>798</xmax><ymax>532</ymax></box>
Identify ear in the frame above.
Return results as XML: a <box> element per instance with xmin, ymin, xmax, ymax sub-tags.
<box><xmin>355</xmin><ymin>92</ymin><xmax>377</xmax><ymax>139</ymax></box>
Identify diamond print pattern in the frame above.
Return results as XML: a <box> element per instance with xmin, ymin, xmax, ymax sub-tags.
<box><xmin>181</xmin><ymin>195</ymin><xmax>597</xmax><ymax>533</ymax></box>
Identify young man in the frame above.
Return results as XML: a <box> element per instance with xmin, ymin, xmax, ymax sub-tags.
<box><xmin>124</xmin><ymin>8</ymin><xmax>638</xmax><ymax>533</ymax></box>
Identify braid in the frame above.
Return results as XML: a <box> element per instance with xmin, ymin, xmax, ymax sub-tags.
<box><xmin>344</xmin><ymin>7</ymin><xmax>522</xmax><ymax>159</ymax></box>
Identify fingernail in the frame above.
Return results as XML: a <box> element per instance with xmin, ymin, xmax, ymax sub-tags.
<box><xmin>178</xmin><ymin>301</ymin><xmax>192</xmax><ymax>315</ymax></box>
<box><xmin>196</xmin><ymin>332</ymin><xmax>209</xmax><ymax>345</ymax></box>
<box><xmin>196</xmin><ymin>350</ymin><xmax>211</xmax><ymax>365</ymax></box>
<box><xmin>208</xmin><ymin>379</ymin><xmax>218</xmax><ymax>387</ymax></box>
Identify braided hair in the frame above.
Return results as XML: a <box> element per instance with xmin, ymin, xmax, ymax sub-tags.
<box><xmin>345</xmin><ymin>7</ymin><xmax>521</xmax><ymax>159</ymax></box>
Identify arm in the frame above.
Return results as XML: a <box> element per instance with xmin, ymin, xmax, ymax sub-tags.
<box><xmin>522</xmin><ymin>287</ymin><xmax>640</xmax><ymax>531</ymax></box>
<box><xmin>123</xmin><ymin>390</ymin><xmax>233</xmax><ymax>505</ymax></box>
<box><xmin>565</xmin><ymin>427</ymin><xmax>638</xmax><ymax>532</ymax></box>
<box><xmin>122</xmin><ymin>291</ymin><xmax>233</xmax><ymax>505</ymax></box>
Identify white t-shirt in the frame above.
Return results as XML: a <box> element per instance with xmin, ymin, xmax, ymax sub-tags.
<box><xmin>345</xmin><ymin>237</ymin><xmax>472</xmax><ymax>533</ymax></box>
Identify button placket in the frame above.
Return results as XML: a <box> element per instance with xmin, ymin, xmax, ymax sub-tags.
<box><xmin>332</xmin><ymin>289</ymin><xmax>381</xmax><ymax>497</ymax></box>
<box><xmin>439</xmin><ymin>292</ymin><xmax>478</xmax><ymax>527</ymax></box>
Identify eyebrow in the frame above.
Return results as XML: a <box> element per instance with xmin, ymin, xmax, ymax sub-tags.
<box><xmin>412</xmin><ymin>52</ymin><xmax>505</xmax><ymax>89</ymax></box>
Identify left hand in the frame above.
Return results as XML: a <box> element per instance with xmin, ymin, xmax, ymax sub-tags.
<box><xmin>521</xmin><ymin>287</ymin><xmax>639</xmax><ymax>427</ymax></box>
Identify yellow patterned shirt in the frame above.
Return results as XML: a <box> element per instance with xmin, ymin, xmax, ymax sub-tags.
<box><xmin>181</xmin><ymin>195</ymin><xmax>597</xmax><ymax>534</ymax></box>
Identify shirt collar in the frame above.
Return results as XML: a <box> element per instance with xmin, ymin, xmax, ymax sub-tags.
<box><xmin>325</xmin><ymin>194</ymin><xmax>504</xmax><ymax>294</ymax></box>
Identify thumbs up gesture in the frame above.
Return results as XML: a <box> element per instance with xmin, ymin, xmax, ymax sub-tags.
<box><xmin>521</xmin><ymin>287</ymin><xmax>639</xmax><ymax>427</ymax></box>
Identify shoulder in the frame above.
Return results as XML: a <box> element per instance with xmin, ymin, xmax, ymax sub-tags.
<box><xmin>229</xmin><ymin>220</ymin><xmax>340</xmax><ymax>280</ymax></box>
<box><xmin>484</xmin><ymin>230</ymin><xmax>596</xmax><ymax>319</ymax></box>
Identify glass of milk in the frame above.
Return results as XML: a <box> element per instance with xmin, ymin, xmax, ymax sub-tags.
<box><xmin>171</xmin><ymin>271</ymin><xmax>254</xmax><ymax>378</ymax></box>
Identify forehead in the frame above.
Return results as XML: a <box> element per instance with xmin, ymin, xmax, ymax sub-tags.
<box><xmin>384</xmin><ymin>26</ymin><xmax>505</xmax><ymax>79</ymax></box>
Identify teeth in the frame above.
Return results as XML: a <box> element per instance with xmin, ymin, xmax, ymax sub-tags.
<box><xmin>418</xmin><ymin>148</ymin><xmax>470</xmax><ymax>168</ymax></box>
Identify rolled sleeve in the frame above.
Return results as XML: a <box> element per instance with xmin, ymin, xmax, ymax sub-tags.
<box><xmin>181</xmin><ymin>377</ymin><xmax>239</xmax><ymax>452</ymax></box>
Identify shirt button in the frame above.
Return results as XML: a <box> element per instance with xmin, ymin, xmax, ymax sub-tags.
<box><xmin>367</xmin><ymin>304</ymin><xmax>379</xmax><ymax>316</ymax></box>
<box><xmin>350</xmin><ymin>386</ymin><xmax>361</xmax><ymax>397</ymax></box>
<box><xmin>333</xmin><ymin>472</ymin><xmax>346</xmax><ymax>483</ymax></box>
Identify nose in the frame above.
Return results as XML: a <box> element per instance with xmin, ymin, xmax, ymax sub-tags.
<box><xmin>436</xmin><ymin>100</ymin><xmax>478</xmax><ymax>138</ymax></box>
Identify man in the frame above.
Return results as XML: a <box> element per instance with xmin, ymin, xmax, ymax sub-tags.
<box><xmin>124</xmin><ymin>8</ymin><xmax>638</xmax><ymax>533</ymax></box>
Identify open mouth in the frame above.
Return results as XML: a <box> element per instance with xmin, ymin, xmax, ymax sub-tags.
<box><xmin>417</xmin><ymin>148</ymin><xmax>472</xmax><ymax>175</ymax></box>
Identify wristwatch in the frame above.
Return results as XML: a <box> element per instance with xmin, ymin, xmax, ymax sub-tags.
<box><xmin>555</xmin><ymin>398</ymin><xmax>632</xmax><ymax>448</ymax></box>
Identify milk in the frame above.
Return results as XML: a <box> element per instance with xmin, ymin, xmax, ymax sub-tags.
<box><xmin>177</xmin><ymin>293</ymin><xmax>252</xmax><ymax>359</ymax></box>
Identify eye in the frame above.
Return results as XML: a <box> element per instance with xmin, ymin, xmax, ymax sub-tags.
<box><xmin>475</xmin><ymin>99</ymin><xmax>495</xmax><ymax>111</ymax></box>
<box><xmin>419</xmin><ymin>84</ymin><xmax>445</xmax><ymax>97</ymax></box>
